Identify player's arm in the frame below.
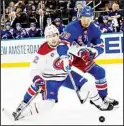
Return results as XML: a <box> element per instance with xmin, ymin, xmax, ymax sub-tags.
<box><xmin>57</xmin><ymin>26</ymin><xmax>76</xmax><ymax>56</ymax></box>
<box><xmin>90</xmin><ymin>37</ymin><xmax>104</xmax><ymax>58</ymax></box>
<box><xmin>89</xmin><ymin>25</ymin><xmax>104</xmax><ymax>59</ymax></box>
<box><xmin>111</xmin><ymin>11</ymin><xmax>121</xmax><ymax>19</ymax></box>
<box><xmin>77</xmin><ymin>26</ymin><xmax>104</xmax><ymax>62</ymax></box>
<box><xmin>57</xmin><ymin>26</ymin><xmax>76</xmax><ymax>71</ymax></box>
<box><xmin>30</xmin><ymin>53</ymin><xmax>46</xmax><ymax>92</ymax></box>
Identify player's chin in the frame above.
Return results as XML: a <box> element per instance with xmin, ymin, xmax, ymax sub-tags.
<box><xmin>83</xmin><ymin>24</ymin><xmax>89</xmax><ymax>28</ymax></box>
<box><xmin>51</xmin><ymin>43</ymin><xmax>58</xmax><ymax>47</ymax></box>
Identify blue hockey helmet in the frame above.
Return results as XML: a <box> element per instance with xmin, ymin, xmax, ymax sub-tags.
<box><xmin>78</xmin><ymin>6</ymin><xmax>93</xmax><ymax>18</ymax></box>
<box><xmin>16</xmin><ymin>23</ymin><xmax>21</xmax><ymax>27</ymax></box>
<box><xmin>54</xmin><ymin>18</ymin><xmax>61</xmax><ymax>22</ymax></box>
<box><xmin>5</xmin><ymin>22</ymin><xmax>11</xmax><ymax>26</ymax></box>
<box><xmin>103</xmin><ymin>16</ymin><xmax>108</xmax><ymax>20</ymax></box>
<box><xmin>30</xmin><ymin>23</ymin><xmax>36</xmax><ymax>27</ymax></box>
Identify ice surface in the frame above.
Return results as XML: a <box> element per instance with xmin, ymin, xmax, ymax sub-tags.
<box><xmin>1</xmin><ymin>64</ymin><xmax>123</xmax><ymax>125</ymax></box>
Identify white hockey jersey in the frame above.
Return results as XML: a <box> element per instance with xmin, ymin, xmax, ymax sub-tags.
<box><xmin>30</xmin><ymin>42</ymin><xmax>69</xmax><ymax>81</ymax></box>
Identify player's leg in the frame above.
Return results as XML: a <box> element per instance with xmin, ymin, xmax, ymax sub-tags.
<box><xmin>22</xmin><ymin>80</ymin><xmax>64</xmax><ymax>118</ymax></box>
<box><xmin>72</xmin><ymin>56</ymin><xmax>118</xmax><ymax>107</ymax></box>
<box><xmin>62</xmin><ymin>70</ymin><xmax>87</xmax><ymax>90</ymax></box>
<box><xmin>80</xmin><ymin>77</ymin><xmax>114</xmax><ymax>111</ymax></box>
<box><xmin>41</xmin><ymin>80</ymin><xmax>64</xmax><ymax>102</ymax></box>
<box><xmin>63</xmin><ymin>70</ymin><xmax>113</xmax><ymax>111</ymax></box>
<box><xmin>12</xmin><ymin>77</ymin><xmax>46</xmax><ymax>119</ymax></box>
<box><xmin>88</xmin><ymin>64</ymin><xmax>119</xmax><ymax>107</ymax></box>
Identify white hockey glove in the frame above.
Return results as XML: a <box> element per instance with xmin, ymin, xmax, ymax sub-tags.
<box><xmin>60</xmin><ymin>55</ymin><xmax>72</xmax><ymax>72</ymax></box>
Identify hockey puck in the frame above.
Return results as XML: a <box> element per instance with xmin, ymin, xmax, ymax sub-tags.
<box><xmin>99</xmin><ymin>116</ymin><xmax>105</xmax><ymax>122</ymax></box>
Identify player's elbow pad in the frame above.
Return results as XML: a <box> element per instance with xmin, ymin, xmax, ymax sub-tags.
<box><xmin>57</xmin><ymin>45</ymin><xmax>69</xmax><ymax>56</ymax></box>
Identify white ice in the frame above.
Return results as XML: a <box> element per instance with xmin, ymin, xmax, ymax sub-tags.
<box><xmin>1</xmin><ymin>64</ymin><xmax>123</xmax><ymax>125</ymax></box>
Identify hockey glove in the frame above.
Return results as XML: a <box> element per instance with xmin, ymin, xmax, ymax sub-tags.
<box><xmin>33</xmin><ymin>75</ymin><xmax>46</xmax><ymax>93</ymax></box>
<box><xmin>60</xmin><ymin>55</ymin><xmax>72</xmax><ymax>72</ymax></box>
<box><xmin>78</xmin><ymin>48</ymin><xmax>97</xmax><ymax>62</ymax></box>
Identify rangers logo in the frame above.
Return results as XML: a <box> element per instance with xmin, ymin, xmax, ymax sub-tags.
<box><xmin>77</xmin><ymin>35</ymin><xmax>84</xmax><ymax>46</ymax></box>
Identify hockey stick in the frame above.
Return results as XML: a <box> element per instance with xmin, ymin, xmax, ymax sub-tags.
<box><xmin>14</xmin><ymin>90</ymin><xmax>40</xmax><ymax>121</ymax></box>
<box><xmin>68</xmin><ymin>71</ymin><xmax>89</xmax><ymax>104</ymax></box>
<box><xmin>2</xmin><ymin>92</ymin><xmax>39</xmax><ymax>122</ymax></box>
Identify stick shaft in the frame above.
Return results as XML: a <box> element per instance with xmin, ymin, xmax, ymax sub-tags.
<box><xmin>68</xmin><ymin>71</ymin><xmax>84</xmax><ymax>103</ymax></box>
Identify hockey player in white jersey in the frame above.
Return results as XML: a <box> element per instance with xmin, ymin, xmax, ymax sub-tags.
<box><xmin>12</xmin><ymin>25</ymin><xmax>113</xmax><ymax>121</ymax></box>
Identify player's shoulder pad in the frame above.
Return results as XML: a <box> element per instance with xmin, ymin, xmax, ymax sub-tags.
<box><xmin>37</xmin><ymin>42</ymin><xmax>55</xmax><ymax>55</ymax></box>
<box><xmin>65</xmin><ymin>20</ymin><xmax>78</xmax><ymax>31</ymax></box>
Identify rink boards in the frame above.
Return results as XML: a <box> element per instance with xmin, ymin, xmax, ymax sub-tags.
<box><xmin>1</xmin><ymin>32</ymin><xmax>123</xmax><ymax>68</ymax></box>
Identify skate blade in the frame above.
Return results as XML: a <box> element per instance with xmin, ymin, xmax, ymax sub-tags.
<box><xmin>113</xmin><ymin>105</ymin><xmax>119</xmax><ymax>109</ymax></box>
<box><xmin>2</xmin><ymin>108</ymin><xmax>25</xmax><ymax>121</ymax></box>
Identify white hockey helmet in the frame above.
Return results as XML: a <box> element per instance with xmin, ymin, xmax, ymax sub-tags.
<box><xmin>44</xmin><ymin>25</ymin><xmax>59</xmax><ymax>38</ymax></box>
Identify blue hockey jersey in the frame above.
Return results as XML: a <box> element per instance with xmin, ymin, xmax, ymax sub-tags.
<box><xmin>1</xmin><ymin>28</ymin><xmax>16</xmax><ymax>39</ymax></box>
<box><xmin>28</xmin><ymin>29</ymin><xmax>41</xmax><ymax>37</ymax></box>
<box><xmin>57</xmin><ymin>20</ymin><xmax>104</xmax><ymax>57</ymax></box>
<box><xmin>99</xmin><ymin>22</ymin><xmax>113</xmax><ymax>33</ymax></box>
<box><xmin>15</xmin><ymin>28</ymin><xmax>28</xmax><ymax>39</ymax></box>
<box><xmin>57</xmin><ymin>25</ymin><xmax>65</xmax><ymax>34</ymax></box>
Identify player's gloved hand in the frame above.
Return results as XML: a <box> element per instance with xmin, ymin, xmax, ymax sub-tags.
<box><xmin>78</xmin><ymin>48</ymin><xmax>97</xmax><ymax>62</ymax></box>
<box><xmin>33</xmin><ymin>75</ymin><xmax>46</xmax><ymax>93</ymax></box>
<box><xmin>60</xmin><ymin>55</ymin><xmax>72</xmax><ymax>72</ymax></box>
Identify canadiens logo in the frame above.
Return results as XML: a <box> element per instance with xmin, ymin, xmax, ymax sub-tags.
<box><xmin>53</xmin><ymin>57</ymin><xmax>62</xmax><ymax>70</ymax></box>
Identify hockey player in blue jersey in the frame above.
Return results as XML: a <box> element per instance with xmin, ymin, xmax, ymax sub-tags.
<box><xmin>99</xmin><ymin>16</ymin><xmax>113</xmax><ymax>33</ymax></box>
<box><xmin>54</xmin><ymin>18</ymin><xmax>65</xmax><ymax>34</ymax></box>
<box><xmin>57</xmin><ymin>6</ymin><xmax>119</xmax><ymax>109</ymax></box>
<box><xmin>12</xmin><ymin>25</ymin><xmax>113</xmax><ymax>121</ymax></box>
<box><xmin>27</xmin><ymin>23</ymin><xmax>41</xmax><ymax>37</ymax></box>
<box><xmin>1</xmin><ymin>22</ymin><xmax>16</xmax><ymax>39</ymax></box>
<box><xmin>15</xmin><ymin>23</ymin><xmax>28</xmax><ymax>39</ymax></box>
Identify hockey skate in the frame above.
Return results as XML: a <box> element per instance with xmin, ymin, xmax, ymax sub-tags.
<box><xmin>90</xmin><ymin>100</ymin><xmax>113</xmax><ymax>111</ymax></box>
<box><xmin>102</xmin><ymin>96</ymin><xmax>119</xmax><ymax>107</ymax></box>
<box><xmin>12</xmin><ymin>100</ymin><xmax>27</xmax><ymax>121</ymax></box>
